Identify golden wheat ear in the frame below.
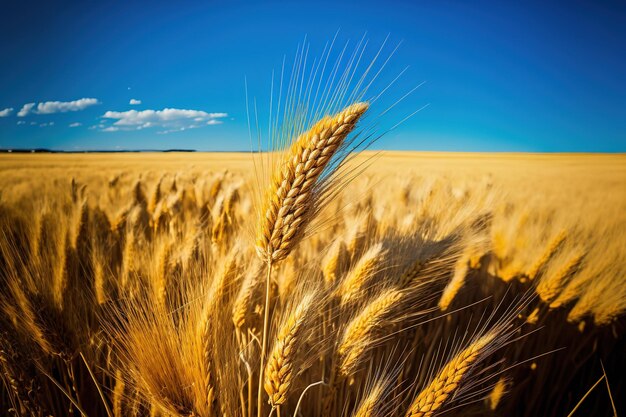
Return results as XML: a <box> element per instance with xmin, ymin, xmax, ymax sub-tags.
<box><xmin>263</xmin><ymin>292</ymin><xmax>316</xmax><ymax>407</ymax></box>
<box><xmin>256</xmin><ymin>102</ymin><xmax>369</xmax><ymax>264</ymax></box>
<box><xmin>405</xmin><ymin>333</ymin><xmax>499</xmax><ymax>417</ymax></box>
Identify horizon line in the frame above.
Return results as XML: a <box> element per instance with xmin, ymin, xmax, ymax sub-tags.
<box><xmin>1</xmin><ymin>148</ymin><xmax>624</xmax><ymax>156</ymax></box>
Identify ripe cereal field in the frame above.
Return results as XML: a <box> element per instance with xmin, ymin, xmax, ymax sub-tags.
<box><xmin>0</xmin><ymin>149</ymin><xmax>624</xmax><ymax>417</ymax></box>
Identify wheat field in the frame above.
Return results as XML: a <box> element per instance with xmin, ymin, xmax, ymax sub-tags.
<box><xmin>0</xmin><ymin>146</ymin><xmax>624</xmax><ymax>417</ymax></box>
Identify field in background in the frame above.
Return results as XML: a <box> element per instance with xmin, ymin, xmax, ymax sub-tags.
<box><xmin>2</xmin><ymin>151</ymin><xmax>623</xmax><ymax>217</ymax></box>
<box><xmin>1</xmin><ymin>151</ymin><xmax>624</xmax><ymax>417</ymax></box>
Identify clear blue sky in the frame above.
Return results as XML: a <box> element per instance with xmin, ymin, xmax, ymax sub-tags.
<box><xmin>0</xmin><ymin>0</ymin><xmax>624</xmax><ymax>152</ymax></box>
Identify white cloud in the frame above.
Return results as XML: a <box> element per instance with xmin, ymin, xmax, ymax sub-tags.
<box><xmin>17</xmin><ymin>98</ymin><xmax>100</xmax><ymax>116</ymax></box>
<box><xmin>101</xmin><ymin>108</ymin><xmax>227</xmax><ymax>133</ymax></box>
<box><xmin>39</xmin><ymin>122</ymin><xmax>55</xmax><ymax>127</ymax></box>
<box><xmin>129</xmin><ymin>98</ymin><xmax>141</xmax><ymax>105</ymax></box>
<box><xmin>0</xmin><ymin>107</ymin><xmax>13</xmax><ymax>117</ymax></box>
<box><xmin>69</xmin><ymin>122</ymin><xmax>82</xmax><ymax>127</ymax></box>
<box><xmin>36</xmin><ymin>98</ymin><xmax>100</xmax><ymax>114</ymax></box>
<box><xmin>18</xmin><ymin>103</ymin><xmax>36</xmax><ymax>117</ymax></box>
<box><xmin>157</xmin><ymin>125</ymin><xmax>201</xmax><ymax>135</ymax></box>
<box><xmin>17</xmin><ymin>121</ymin><xmax>25</xmax><ymax>125</ymax></box>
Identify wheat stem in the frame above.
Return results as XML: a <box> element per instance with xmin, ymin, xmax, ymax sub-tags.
<box><xmin>257</xmin><ymin>261</ymin><xmax>273</xmax><ymax>417</ymax></box>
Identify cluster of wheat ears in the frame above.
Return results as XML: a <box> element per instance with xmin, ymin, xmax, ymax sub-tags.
<box><xmin>1</xmin><ymin>41</ymin><xmax>624</xmax><ymax>416</ymax></box>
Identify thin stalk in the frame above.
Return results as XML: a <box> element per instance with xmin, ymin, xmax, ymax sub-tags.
<box><xmin>240</xmin><ymin>351</ymin><xmax>253</xmax><ymax>417</ymax></box>
<box><xmin>294</xmin><ymin>381</ymin><xmax>326</xmax><ymax>417</ymax></box>
<box><xmin>258</xmin><ymin>261</ymin><xmax>273</xmax><ymax>417</ymax></box>
<box><xmin>41</xmin><ymin>368</ymin><xmax>90</xmax><ymax>417</ymax></box>
<box><xmin>80</xmin><ymin>352</ymin><xmax>113</xmax><ymax>417</ymax></box>
<box><xmin>566</xmin><ymin>375</ymin><xmax>605</xmax><ymax>417</ymax></box>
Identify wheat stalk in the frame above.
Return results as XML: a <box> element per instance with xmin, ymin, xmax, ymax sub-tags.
<box><xmin>346</xmin><ymin>214</ymin><xmax>370</xmax><ymax>260</ymax></box>
<box><xmin>200</xmin><ymin>249</ymin><xmax>239</xmax><ymax>412</ymax></box>
<box><xmin>255</xmin><ymin>102</ymin><xmax>368</xmax><ymax>416</ymax></box>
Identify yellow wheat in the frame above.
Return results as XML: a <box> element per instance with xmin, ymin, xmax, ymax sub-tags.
<box><xmin>256</xmin><ymin>102</ymin><xmax>369</xmax><ymax>264</ymax></box>
<box><xmin>406</xmin><ymin>332</ymin><xmax>496</xmax><ymax>417</ymax></box>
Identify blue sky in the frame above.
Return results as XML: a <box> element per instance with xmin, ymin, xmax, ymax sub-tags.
<box><xmin>0</xmin><ymin>0</ymin><xmax>624</xmax><ymax>152</ymax></box>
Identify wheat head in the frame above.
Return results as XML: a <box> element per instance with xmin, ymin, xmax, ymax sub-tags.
<box><xmin>488</xmin><ymin>376</ymin><xmax>508</xmax><ymax>411</ymax></box>
<box><xmin>263</xmin><ymin>293</ymin><xmax>315</xmax><ymax>406</ymax></box>
<box><xmin>339</xmin><ymin>288</ymin><xmax>403</xmax><ymax>376</ymax></box>
<box><xmin>353</xmin><ymin>383</ymin><xmax>385</xmax><ymax>417</ymax></box>
<box><xmin>323</xmin><ymin>239</ymin><xmax>349</xmax><ymax>285</ymax></box>
<box><xmin>406</xmin><ymin>332</ymin><xmax>496</xmax><ymax>417</ymax></box>
<box><xmin>527</xmin><ymin>230</ymin><xmax>567</xmax><ymax>280</ymax></box>
<box><xmin>537</xmin><ymin>251</ymin><xmax>585</xmax><ymax>303</ymax></box>
<box><xmin>338</xmin><ymin>242</ymin><xmax>387</xmax><ymax>306</ymax></box>
<box><xmin>256</xmin><ymin>102</ymin><xmax>369</xmax><ymax>264</ymax></box>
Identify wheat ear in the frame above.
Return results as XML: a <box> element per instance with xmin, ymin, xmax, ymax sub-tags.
<box><xmin>406</xmin><ymin>332</ymin><xmax>496</xmax><ymax>417</ymax></box>
<box><xmin>399</xmin><ymin>259</ymin><xmax>425</xmax><ymax>288</ymax></box>
<box><xmin>537</xmin><ymin>251</ymin><xmax>585</xmax><ymax>303</ymax></box>
<box><xmin>338</xmin><ymin>289</ymin><xmax>403</xmax><ymax>376</ymax></box>
<box><xmin>439</xmin><ymin>252</ymin><xmax>471</xmax><ymax>311</ymax></box>
<box><xmin>338</xmin><ymin>242</ymin><xmax>387</xmax><ymax>306</ymax></box>
<box><xmin>263</xmin><ymin>293</ymin><xmax>315</xmax><ymax>407</ymax></box>
<box><xmin>323</xmin><ymin>239</ymin><xmax>349</xmax><ymax>285</ymax></box>
<box><xmin>488</xmin><ymin>376</ymin><xmax>508</xmax><ymax>411</ymax></box>
<box><xmin>527</xmin><ymin>230</ymin><xmax>567</xmax><ymax>279</ymax></box>
<box><xmin>353</xmin><ymin>383</ymin><xmax>385</xmax><ymax>417</ymax></box>
<box><xmin>255</xmin><ymin>102</ymin><xmax>369</xmax><ymax>264</ymax></box>
<box><xmin>232</xmin><ymin>264</ymin><xmax>263</xmax><ymax>330</ymax></box>
<box><xmin>113</xmin><ymin>368</ymin><xmax>125</xmax><ymax>417</ymax></box>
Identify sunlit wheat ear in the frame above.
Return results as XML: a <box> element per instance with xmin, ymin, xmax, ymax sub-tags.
<box><xmin>148</xmin><ymin>175</ymin><xmax>165</xmax><ymax>214</ymax></box>
<box><xmin>566</xmin><ymin>272</ymin><xmax>626</xmax><ymax>325</ymax></box>
<box><xmin>346</xmin><ymin>213</ymin><xmax>370</xmax><ymax>259</ymax></box>
<box><xmin>256</xmin><ymin>102</ymin><xmax>369</xmax><ymax>264</ymax></box>
<box><xmin>338</xmin><ymin>289</ymin><xmax>403</xmax><ymax>376</ymax></box>
<box><xmin>232</xmin><ymin>262</ymin><xmax>264</xmax><ymax>330</ymax></box>
<box><xmin>537</xmin><ymin>250</ymin><xmax>585</xmax><ymax>303</ymax></box>
<box><xmin>353</xmin><ymin>382</ymin><xmax>385</xmax><ymax>417</ymax></box>
<box><xmin>439</xmin><ymin>251</ymin><xmax>472</xmax><ymax>311</ymax></box>
<box><xmin>112</xmin><ymin>368</ymin><xmax>125</xmax><ymax>417</ymax></box>
<box><xmin>338</xmin><ymin>242</ymin><xmax>388</xmax><ymax>306</ymax></box>
<box><xmin>263</xmin><ymin>293</ymin><xmax>315</xmax><ymax>407</ymax></box>
<box><xmin>488</xmin><ymin>376</ymin><xmax>508</xmax><ymax>411</ymax></box>
<box><xmin>322</xmin><ymin>239</ymin><xmax>349</xmax><ymax>285</ymax></box>
<box><xmin>527</xmin><ymin>230</ymin><xmax>567</xmax><ymax>280</ymax></box>
<box><xmin>405</xmin><ymin>332</ymin><xmax>497</xmax><ymax>417</ymax></box>
<box><xmin>153</xmin><ymin>240</ymin><xmax>173</xmax><ymax>307</ymax></box>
